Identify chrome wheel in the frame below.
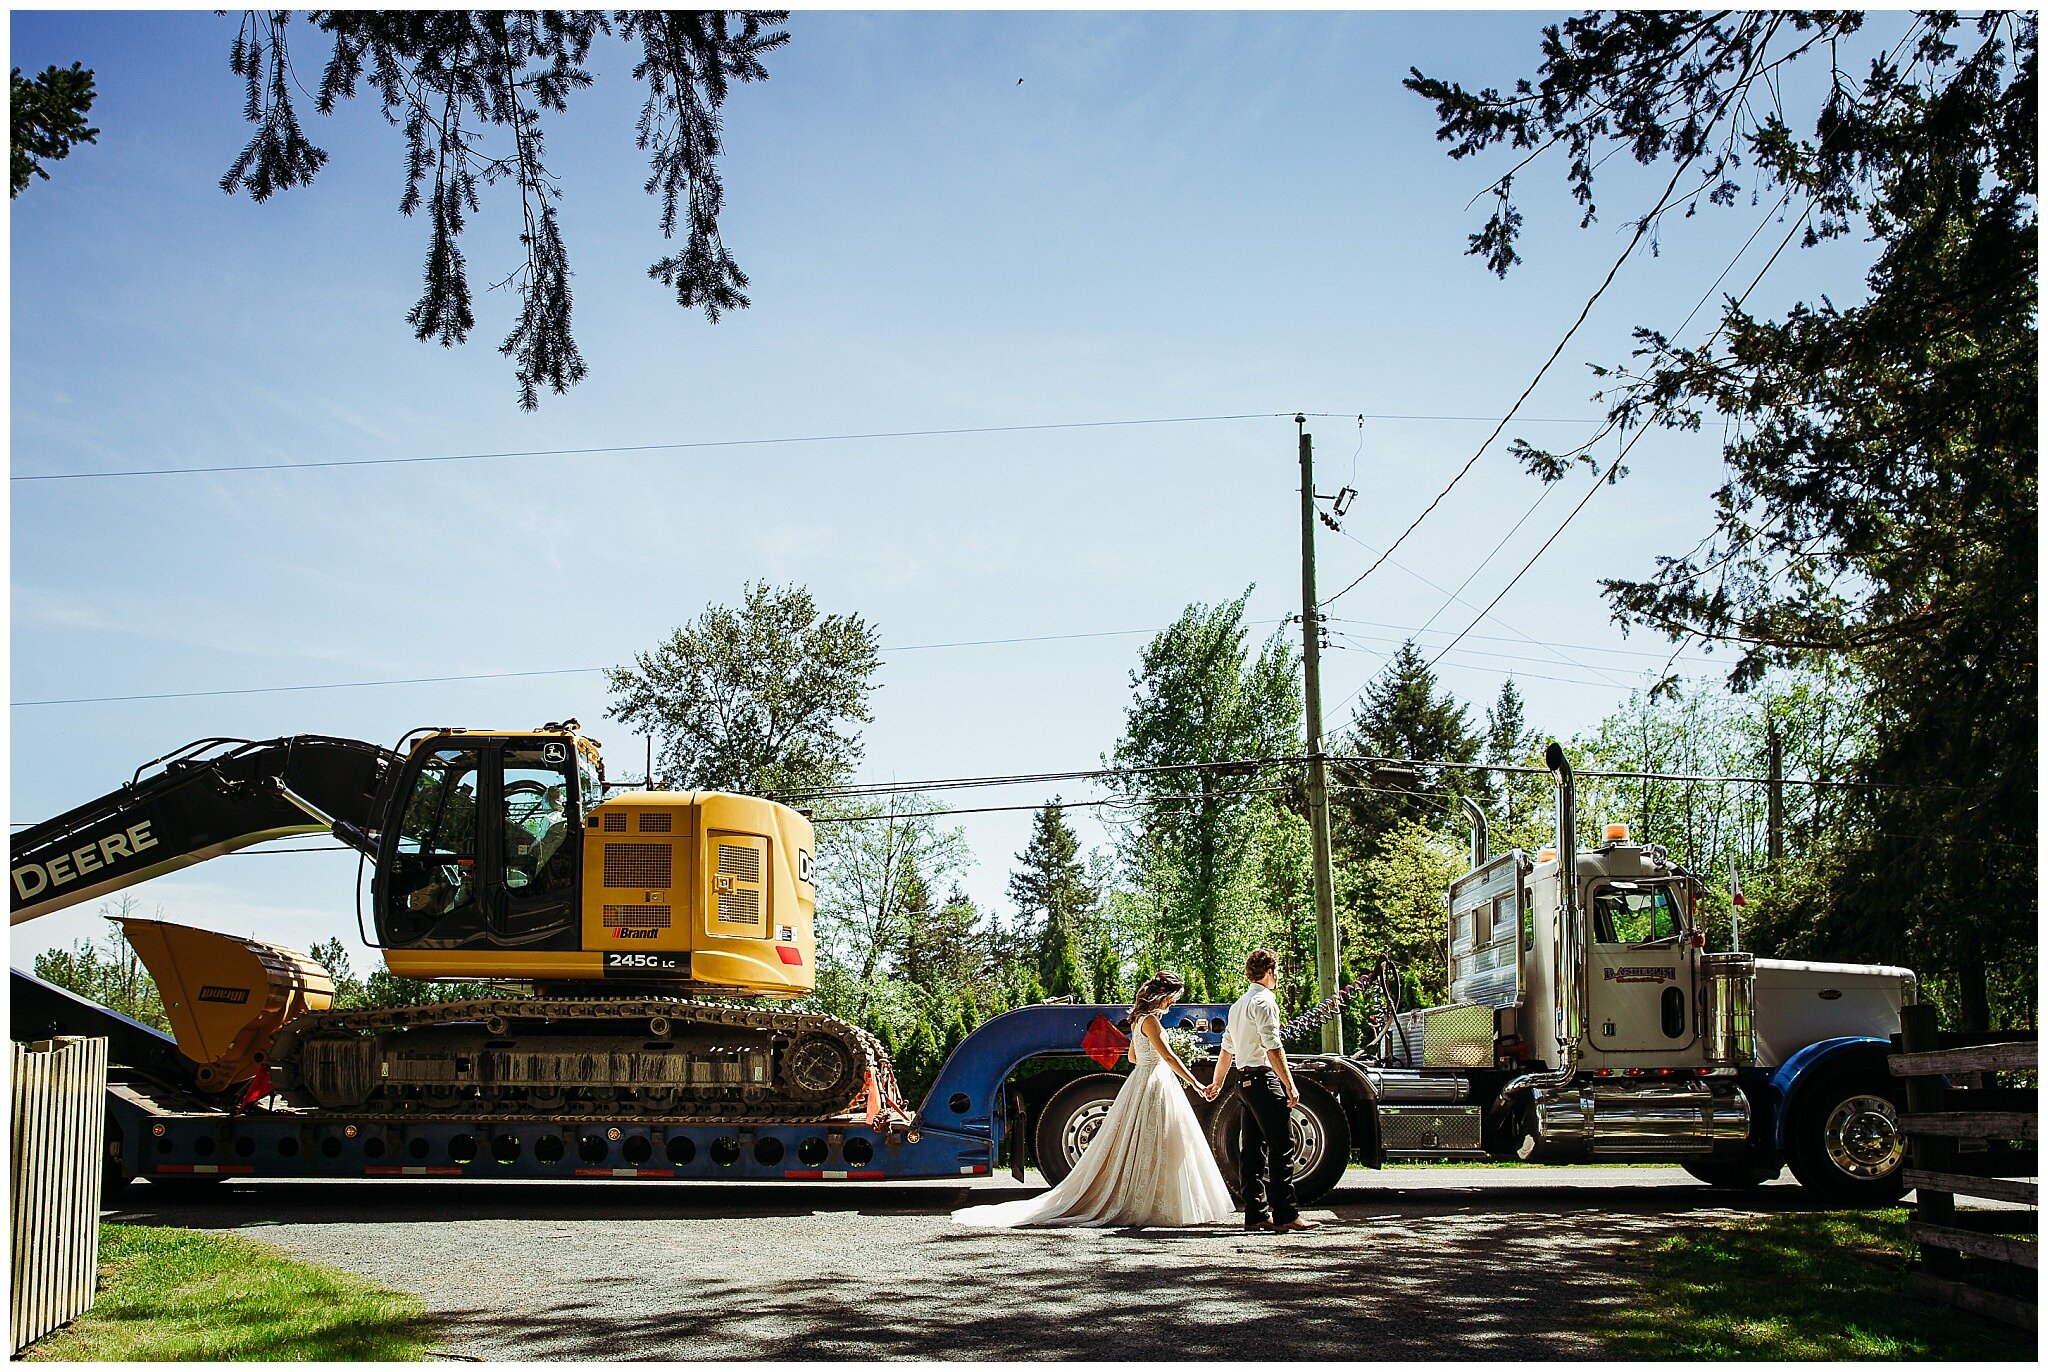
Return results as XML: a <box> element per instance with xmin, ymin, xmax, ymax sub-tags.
<box><xmin>1823</xmin><ymin>1092</ymin><xmax>1903</xmax><ymax>1180</ymax></box>
<box><xmin>1287</xmin><ymin>1103</ymin><xmax>1327</xmax><ymax>1183</ymax></box>
<box><xmin>1060</xmin><ymin>1099</ymin><xmax>1114</xmax><ymax>1167</ymax></box>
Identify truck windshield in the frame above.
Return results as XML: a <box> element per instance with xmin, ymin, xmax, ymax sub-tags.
<box><xmin>1592</xmin><ymin>882</ymin><xmax>1685</xmax><ymax>944</ymax></box>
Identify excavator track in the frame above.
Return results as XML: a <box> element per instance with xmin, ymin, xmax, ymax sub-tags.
<box><xmin>268</xmin><ymin>997</ymin><xmax>908</xmax><ymax>1125</ymax></box>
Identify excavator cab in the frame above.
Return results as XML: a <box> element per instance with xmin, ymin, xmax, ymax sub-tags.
<box><xmin>374</xmin><ymin>731</ymin><xmax>600</xmax><ymax>954</ymax></box>
<box><xmin>369</xmin><ymin>727</ymin><xmax>820</xmax><ymax>996</ymax></box>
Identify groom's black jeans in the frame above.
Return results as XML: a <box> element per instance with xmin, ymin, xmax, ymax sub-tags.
<box><xmin>1234</xmin><ymin>1066</ymin><xmax>1298</xmax><ymax>1224</ymax></box>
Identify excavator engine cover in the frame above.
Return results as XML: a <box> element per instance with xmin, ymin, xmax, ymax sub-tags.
<box><xmin>117</xmin><ymin>916</ymin><xmax>333</xmax><ymax>1093</ymax></box>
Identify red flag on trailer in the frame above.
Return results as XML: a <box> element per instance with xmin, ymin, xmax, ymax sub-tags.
<box><xmin>1730</xmin><ymin>855</ymin><xmax>1746</xmax><ymax>906</ymax></box>
<box><xmin>1081</xmin><ymin>1013</ymin><xmax>1129</xmax><ymax>1070</ymax></box>
<box><xmin>237</xmin><ymin>1064</ymin><xmax>274</xmax><ymax>1111</ymax></box>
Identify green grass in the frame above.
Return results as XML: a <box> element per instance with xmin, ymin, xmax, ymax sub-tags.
<box><xmin>1601</xmin><ymin>1207</ymin><xmax>2035</xmax><ymax>1360</ymax></box>
<box><xmin>23</xmin><ymin>1224</ymin><xmax>438</xmax><ymax>1362</ymax></box>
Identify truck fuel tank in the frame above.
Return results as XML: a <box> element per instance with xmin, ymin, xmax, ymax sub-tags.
<box><xmin>1517</xmin><ymin>1077</ymin><xmax>1750</xmax><ymax>1160</ymax></box>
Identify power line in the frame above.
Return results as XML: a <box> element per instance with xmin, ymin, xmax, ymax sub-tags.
<box><xmin>790</xmin><ymin>752</ymin><xmax>1954</xmax><ymax>803</ymax></box>
<box><xmin>1424</xmin><ymin>194</ymin><xmax>1822</xmax><ymax>677</ymax></box>
<box><xmin>1325</xmin><ymin>616</ymin><xmax>1713</xmax><ymax>664</ymax></box>
<box><xmin>10</xmin><ymin>409</ymin><xmax>1599</xmax><ymax>483</ymax></box>
<box><xmin>1317</xmin><ymin>526</ymin><xmax>1636</xmax><ymax>724</ymax></box>
<box><xmin>774</xmin><ymin>755</ymin><xmax>1298</xmax><ymax>803</ymax></box>
<box><xmin>14</xmin><ymin>612</ymin><xmax>1711</xmax><ymax>710</ymax></box>
<box><xmin>11</xmin><ymin>667</ymin><xmax>607</xmax><ymax>708</ymax></box>
<box><xmin>1404</xmin><ymin>186</ymin><xmax>1805</xmax><ymax>662</ymax></box>
<box><xmin>8</xmin><ymin>751</ymin><xmax>1947</xmax><ymax>836</ymax></box>
<box><xmin>1425</xmin><ymin>452</ymin><xmax>1631</xmax><ymax>675</ymax></box>
<box><xmin>1318</xmin><ymin>164</ymin><xmax>1700</xmax><ymax>611</ymax></box>
<box><xmin>1327</xmin><ymin>634</ymin><xmax>1646</xmax><ymax>693</ymax></box>
<box><xmin>9</xmin><ymin>624</ymin><xmax>1282</xmax><ymax>707</ymax></box>
<box><xmin>810</xmin><ymin>784</ymin><xmax>1294</xmax><ymax>824</ymax></box>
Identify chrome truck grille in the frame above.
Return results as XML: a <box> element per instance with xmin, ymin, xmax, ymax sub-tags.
<box><xmin>1517</xmin><ymin>1079</ymin><xmax>1750</xmax><ymax>1160</ymax></box>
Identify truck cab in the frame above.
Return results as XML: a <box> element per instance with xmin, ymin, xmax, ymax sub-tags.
<box><xmin>1360</xmin><ymin>744</ymin><xmax>1915</xmax><ymax>1203</ymax></box>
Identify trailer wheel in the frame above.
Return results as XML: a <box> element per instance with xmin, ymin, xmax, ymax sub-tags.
<box><xmin>1681</xmin><ymin>1157</ymin><xmax>1783</xmax><ymax>1189</ymax></box>
<box><xmin>1033</xmin><ymin>1074</ymin><xmax>1124</xmax><ymax>1185</ymax></box>
<box><xmin>1787</xmin><ymin>1069</ymin><xmax>1907</xmax><ymax>1205</ymax></box>
<box><xmin>1205</xmin><ymin>1079</ymin><xmax>1351</xmax><ymax>1205</ymax></box>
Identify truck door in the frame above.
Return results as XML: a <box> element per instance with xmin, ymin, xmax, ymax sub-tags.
<box><xmin>1584</xmin><ymin>880</ymin><xmax>1697</xmax><ymax>1053</ymax></box>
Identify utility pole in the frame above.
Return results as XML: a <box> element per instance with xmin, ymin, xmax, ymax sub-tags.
<box><xmin>1765</xmin><ymin>717</ymin><xmax>1785</xmax><ymax>863</ymax></box>
<box><xmin>1297</xmin><ymin>415</ymin><xmax>1343</xmax><ymax>1054</ymax></box>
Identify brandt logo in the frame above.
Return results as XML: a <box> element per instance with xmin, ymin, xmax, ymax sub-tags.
<box><xmin>197</xmin><ymin>985</ymin><xmax>250</xmax><ymax>1004</ymax></box>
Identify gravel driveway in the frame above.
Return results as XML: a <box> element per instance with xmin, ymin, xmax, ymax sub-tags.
<box><xmin>110</xmin><ymin>1167</ymin><xmax>1818</xmax><ymax>1360</ymax></box>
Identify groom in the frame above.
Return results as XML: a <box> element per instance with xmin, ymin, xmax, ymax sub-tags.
<box><xmin>1204</xmin><ymin>948</ymin><xmax>1319</xmax><ymax>1232</ymax></box>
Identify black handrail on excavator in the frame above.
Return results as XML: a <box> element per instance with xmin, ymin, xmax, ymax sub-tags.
<box><xmin>9</xmin><ymin>735</ymin><xmax>398</xmax><ymax>927</ymax></box>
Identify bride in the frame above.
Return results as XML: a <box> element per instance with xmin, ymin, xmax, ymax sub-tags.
<box><xmin>952</xmin><ymin>971</ymin><xmax>1235</xmax><ymax>1228</ymax></box>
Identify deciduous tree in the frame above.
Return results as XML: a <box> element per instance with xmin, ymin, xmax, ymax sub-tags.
<box><xmin>1106</xmin><ymin>591</ymin><xmax>1301</xmax><ymax>999</ymax></box>
<box><xmin>607</xmin><ymin>581</ymin><xmax>882</xmax><ymax>797</ymax></box>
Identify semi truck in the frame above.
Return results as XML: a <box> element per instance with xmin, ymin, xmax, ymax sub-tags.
<box><xmin>11</xmin><ymin>729</ymin><xmax>1913</xmax><ymax>1204</ymax></box>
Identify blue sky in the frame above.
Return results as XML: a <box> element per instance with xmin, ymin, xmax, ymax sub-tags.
<box><xmin>10</xmin><ymin>9</ymin><xmax>1890</xmax><ymax>969</ymax></box>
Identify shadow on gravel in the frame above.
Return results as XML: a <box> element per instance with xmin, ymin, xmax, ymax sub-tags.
<box><xmin>409</xmin><ymin>1204</ymin><xmax>1687</xmax><ymax>1360</ymax></box>
<box><xmin>106</xmin><ymin>1178</ymin><xmax>986</xmax><ymax>1226</ymax></box>
<box><xmin>105</xmin><ymin>1175</ymin><xmax>1839</xmax><ymax>1359</ymax></box>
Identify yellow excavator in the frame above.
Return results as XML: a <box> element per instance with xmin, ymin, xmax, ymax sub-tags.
<box><xmin>11</xmin><ymin>724</ymin><xmax>901</xmax><ymax>1123</ymax></box>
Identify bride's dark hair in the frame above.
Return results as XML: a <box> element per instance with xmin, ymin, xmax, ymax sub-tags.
<box><xmin>1131</xmin><ymin>970</ymin><xmax>1186</xmax><ymax>1022</ymax></box>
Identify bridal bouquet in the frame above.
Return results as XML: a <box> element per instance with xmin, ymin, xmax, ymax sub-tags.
<box><xmin>1163</xmin><ymin>1024</ymin><xmax>1213</xmax><ymax>1065</ymax></box>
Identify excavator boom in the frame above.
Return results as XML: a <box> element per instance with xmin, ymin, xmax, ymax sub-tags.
<box><xmin>9</xmin><ymin>735</ymin><xmax>395</xmax><ymax>925</ymax></box>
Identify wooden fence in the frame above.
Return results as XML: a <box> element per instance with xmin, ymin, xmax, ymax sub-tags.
<box><xmin>10</xmin><ymin>1036</ymin><xmax>108</xmax><ymax>1354</ymax></box>
<box><xmin>1890</xmin><ymin>1005</ymin><xmax>2036</xmax><ymax>1331</ymax></box>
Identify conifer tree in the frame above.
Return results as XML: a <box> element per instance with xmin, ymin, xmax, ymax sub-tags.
<box><xmin>1008</xmin><ymin>801</ymin><xmax>1096</xmax><ymax>1000</ymax></box>
<box><xmin>1410</xmin><ymin>11</ymin><xmax>2036</xmax><ymax>1027</ymax></box>
<box><xmin>1332</xmin><ymin>641</ymin><xmax>1482</xmax><ymax>863</ymax></box>
<box><xmin>215</xmin><ymin>11</ymin><xmax>790</xmax><ymax>408</ymax></box>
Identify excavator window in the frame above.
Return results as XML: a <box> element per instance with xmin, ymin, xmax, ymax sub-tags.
<box><xmin>387</xmin><ymin>747</ymin><xmax>483</xmax><ymax>938</ymax></box>
<box><xmin>376</xmin><ymin>736</ymin><xmax>584</xmax><ymax>952</ymax></box>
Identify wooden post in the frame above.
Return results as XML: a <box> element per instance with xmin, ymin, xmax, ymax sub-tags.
<box><xmin>1899</xmin><ymin>1003</ymin><xmax>1957</xmax><ymax>1277</ymax></box>
<box><xmin>1298</xmin><ymin>416</ymin><xmax>1341</xmax><ymax>1054</ymax></box>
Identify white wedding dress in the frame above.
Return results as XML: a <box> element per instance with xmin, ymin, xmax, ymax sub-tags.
<box><xmin>953</xmin><ymin>1017</ymin><xmax>1236</xmax><ymax>1228</ymax></box>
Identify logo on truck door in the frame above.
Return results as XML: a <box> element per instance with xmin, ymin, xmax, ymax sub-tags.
<box><xmin>1604</xmin><ymin>966</ymin><xmax>1676</xmax><ymax>984</ymax></box>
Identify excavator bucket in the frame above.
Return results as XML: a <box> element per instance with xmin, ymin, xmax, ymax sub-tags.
<box><xmin>115</xmin><ymin>916</ymin><xmax>333</xmax><ymax>1094</ymax></box>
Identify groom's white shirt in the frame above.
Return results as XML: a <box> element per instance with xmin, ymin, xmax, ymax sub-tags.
<box><xmin>1222</xmin><ymin>983</ymin><xmax>1284</xmax><ymax>1068</ymax></box>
